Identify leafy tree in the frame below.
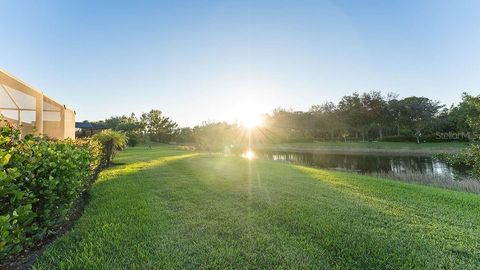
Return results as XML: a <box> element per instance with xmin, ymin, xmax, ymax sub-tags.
<box><xmin>192</xmin><ymin>122</ymin><xmax>241</xmax><ymax>152</ymax></box>
<box><xmin>309</xmin><ymin>102</ymin><xmax>340</xmax><ymax>140</ymax></box>
<box><xmin>263</xmin><ymin>108</ymin><xmax>292</xmax><ymax>142</ymax></box>
<box><xmin>338</xmin><ymin>93</ymin><xmax>369</xmax><ymax>141</ymax></box>
<box><xmin>361</xmin><ymin>91</ymin><xmax>386</xmax><ymax>140</ymax></box>
<box><xmin>432</xmin><ymin>106</ymin><xmax>458</xmax><ymax>134</ymax></box>
<box><xmin>141</xmin><ymin>110</ymin><xmax>179</xmax><ymax>143</ymax></box>
<box><xmin>91</xmin><ymin>115</ymin><xmax>129</xmax><ymax>130</ymax></box>
<box><xmin>397</xmin><ymin>97</ymin><xmax>442</xmax><ymax>143</ymax></box>
<box><xmin>463</xmin><ymin>93</ymin><xmax>480</xmax><ymax>133</ymax></box>
<box><xmin>385</xmin><ymin>94</ymin><xmax>404</xmax><ymax>136</ymax></box>
<box><xmin>176</xmin><ymin>127</ymin><xmax>195</xmax><ymax>143</ymax></box>
<box><xmin>263</xmin><ymin>108</ymin><xmax>314</xmax><ymax>142</ymax></box>
<box><xmin>439</xmin><ymin>93</ymin><xmax>480</xmax><ymax>177</ymax></box>
<box><xmin>116</xmin><ymin>113</ymin><xmax>144</xmax><ymax>147</ymax></box>
<box><xmin>116</xmin><ymin>122</ymin><xmax>143</xmax><ymax>146</ymax></box>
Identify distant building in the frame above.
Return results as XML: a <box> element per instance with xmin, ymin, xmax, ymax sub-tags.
<box><xmin>0</xmin><ymin>69</ymin><xmax>75</xmax><ymax>139</ymax></box>
<box><xmin>75</xmin><ymin>121</ymin><xmax>108</xmax><ymax>138</ymax></box>
<box><xmin>75</xmin><ymin>121</ymin><xmax>93</xmax><ymax>138</ymax></box>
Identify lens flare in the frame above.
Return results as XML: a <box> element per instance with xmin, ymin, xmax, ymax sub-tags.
<box><xmin>242</xmin><ymin>149</ymin><xmax>256</xmax><ymax>160</ymax></box>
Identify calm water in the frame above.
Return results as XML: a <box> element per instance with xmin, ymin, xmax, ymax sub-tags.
<box><xmin>261</xmin><ymin>151</ymin><xmax>467</xmax><ymax>180</ymax></box>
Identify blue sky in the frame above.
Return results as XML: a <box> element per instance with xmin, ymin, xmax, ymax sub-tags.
<box><xmin>1</xmin><ymin>0</ymin><xmax>479</xmax><ymax>126</ymax></box>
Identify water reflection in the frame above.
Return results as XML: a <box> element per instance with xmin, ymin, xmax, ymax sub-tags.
<box><xmin>262</xmin><ymin>151</ymin><xmax>465</xmax><ymax>180</ymax></box>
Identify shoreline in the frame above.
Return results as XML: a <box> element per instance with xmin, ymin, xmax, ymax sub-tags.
<box><xmin>257</xmin><ymin>146</ymin><xmax>463</xmax><ymax>156</ymax></box>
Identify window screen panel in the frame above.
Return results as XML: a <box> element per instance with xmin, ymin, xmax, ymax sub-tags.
<box><xmin>0</xmin><ymin>85</ymin><xmax>18</xmax><ymax>109</ymax></box>
<box><xmin>20</xmin><ymin>111</ymin><xmax>36</xmax><ymax>124</ymax></box>
<box><xmin>3</xmin><ymin>85</ymin><xmax>36</xmax><ymax>110</ymax></box>
<box><xmin>0</xmin><ymin>109</ymin><xmax>18</xmax><ymax>121</ymax></box>
<box><xmin>43</xmin><ymin>101</ymin><xmax>61</xmax><ymax>111</ymax></box>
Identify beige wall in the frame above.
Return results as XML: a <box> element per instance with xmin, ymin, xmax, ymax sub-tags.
<box><xmin>43</xmin><ymin>121</ymin><xmax>63</xmax><ymax>139</ymax></box>
<box><xmin>64</xmin><ymin>109</ymin><xmax>75</xmax><ymax>139</ymax></box>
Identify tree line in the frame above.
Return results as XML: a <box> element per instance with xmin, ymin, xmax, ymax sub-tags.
<box><xmin>89</xmin><ymin>109</ymin><xmax>178</xmax><ymax>146</ymax></box>
<box><xmin>261</xmin><ymin>91</ymin><xmax>480</xmax><ymax>144</ymax></box>
<box><xmin>87</xmin><ymin>92</ymin><xmax>480</xmax><ymax>148</ymax></box>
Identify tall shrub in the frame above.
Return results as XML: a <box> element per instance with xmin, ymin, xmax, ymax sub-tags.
<box><xmin>0</xmin><ymin>120</ymin><xmax>103</xmax><ymax>259</ymax></box>
<box><xmin>92</xmin><ymin>130</ymin><xmax>128</xmax><ymax>166</ymax></box>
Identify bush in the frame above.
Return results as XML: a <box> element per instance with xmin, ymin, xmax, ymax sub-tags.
<box><xmin>0</xmin><ymin>120</ymin><xmax>103</xmax><ymax>259</ymax></box>
<box><xmin>126</xmin><ymin>133</ymin><xmax>139</xmax><ymax>147</ymax></box>
<box><xmin>92</xmin><ymin>130</ymin><xmax>128</xmax><ymax>166</ymax></box>
<box><xmin>437</xmin><ymin>144</ymin><xmax>480</xmax><ymax>177</ymax></box>
<box><xmin>115</xmin><ymin>121</ymin><xmax>143</xmax><ymax>147</ymax></box>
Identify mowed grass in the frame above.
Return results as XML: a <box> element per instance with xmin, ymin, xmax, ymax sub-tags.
<box><xmin>33</xmin><ymin>145</ymin><xmax>480</xmax><ymax>269</ymax></box>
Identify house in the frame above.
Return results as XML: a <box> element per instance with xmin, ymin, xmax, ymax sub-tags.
<box><xmin>75</xmin><ymin>121</ymin><xmax>112</xmax><ymax>138</ymax></box>
<box><xmin>75</xmin><ymin>121</ymin><xmax>94</xmax><ymax>138</ymax></box>
<box><xmin>0</xmin><ymin>69</ymin><xmax>75</xmax><ymax>139</ymax></box>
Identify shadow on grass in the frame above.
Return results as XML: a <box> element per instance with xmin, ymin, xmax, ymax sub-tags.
<box><xmin>110</xmin><ymin>162</ymin><xmax>127</xmax><ymax>166</ymax></box>
<box><xmin>98</xmin><ymin>153</ymin><xmax>200</xmax><ymax>182</ymax></box>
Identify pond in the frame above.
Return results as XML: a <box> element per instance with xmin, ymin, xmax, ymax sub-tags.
<box><xmin>260</xmin><ymin>151</ymin><xmax>467</xmax><ymax>181</ymax></box>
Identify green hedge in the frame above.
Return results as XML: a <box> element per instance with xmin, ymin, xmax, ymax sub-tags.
<box><xmin>0</xmin><ymin>120</ymin><xmax>103</xmax><ymax>259</ymax></box>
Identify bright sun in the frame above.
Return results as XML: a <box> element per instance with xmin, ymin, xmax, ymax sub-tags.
<box><xmin>229</xmin><ymin>100</ymin><xmax>266</xmax><ymax>129</ymax></box>
<box><xmin>240</xmin><ymin>114</ymin><xmax>264</xmax><ymax>129</ymax></box>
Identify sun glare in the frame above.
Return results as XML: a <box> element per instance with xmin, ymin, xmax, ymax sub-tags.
<box><xmin>242</xmin><ymin>149</ymin><xmax>256</xmax><ymax>160</ymax></box>
<box><xmin>229</xmin><ymin>100</ymin><xmax>266</xmax><ymax>129</ymax></box>
<box><xmin>241</xmin><ymin>114</ymin><xmax>264</xmax><ymax>129</ymax></box>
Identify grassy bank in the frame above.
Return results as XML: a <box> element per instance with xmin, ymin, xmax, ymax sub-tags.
<box><xmin>260</xmin><ymin>141</ymin><xmax>469</xmax><ymax>155</ymax></box>
<box><xmin>33</xmin><ymin>145</ymin><xmax>480</xmax><ymax>269</ymax></box>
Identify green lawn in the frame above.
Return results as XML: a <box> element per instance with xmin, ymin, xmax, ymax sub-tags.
<box><xmin>33</xmin><ymin>145</ymin><xmax>480</xmax><ymax>269</ymax></box>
